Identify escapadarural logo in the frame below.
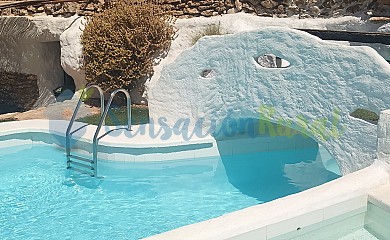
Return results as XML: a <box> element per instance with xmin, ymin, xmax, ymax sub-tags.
<box><xmin>60</xmin><ymin>87</ymin><xmax>345</xmax><ymax>142</ymax></box>
<box><xmin>257</xmin><ymin>105</ymin><xmax>345</xmax><ymax>142</ymax></box>
<box><xmin>78</xmin><ymin>106</ymin><xmax>345</xmax><ymax>142</ymax></box>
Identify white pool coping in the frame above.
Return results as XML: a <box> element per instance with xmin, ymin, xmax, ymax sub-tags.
<box><xmin>0</xmin><ymin>119</ymin><xmax>322</xmax><ymax>163</ymax></box>
<box><xmin>368</xmin><ymin>184</ymin><xmax>390</xmax><ymax>213</ymax></box>
<box><xmin>0</xmin><ymin>119</ymin><xmax>222</xmax><ymax>162</ymax></box>
<box><xmin>0</xmin><ymin>119</ymin><xmax>216</xmax><ymax>148</ymax></box>
<box><xmin>0</xmin><ymin>119</ymin><xmax>390</xmax><ymax>239</ymax></box>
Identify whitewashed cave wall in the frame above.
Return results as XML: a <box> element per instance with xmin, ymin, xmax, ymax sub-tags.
<box><xmin>0</xmin><ymin>16</ymin><xmax>84</xmax><ymax>107</ymax></box>
<box><xmin>149</xmin><ymin>27</ymin><xmax>390</xmax><ymax>175</ymax></box>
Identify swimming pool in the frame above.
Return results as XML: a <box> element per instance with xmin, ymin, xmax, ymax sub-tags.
<box><xmin>0</xmin><ymin>141</ymin><xmax>340</xmax><ymax>239</ymax></box>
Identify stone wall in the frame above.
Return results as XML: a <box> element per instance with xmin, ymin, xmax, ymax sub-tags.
<box><xmin>0</xmin><ymin>71</ymin><xmax>39</xmax><ymax>113</ymax></box>
<box><xmin>1</xmin><ymin>0</ymin><xmax>389</xmax><ymax>18</ymax></box>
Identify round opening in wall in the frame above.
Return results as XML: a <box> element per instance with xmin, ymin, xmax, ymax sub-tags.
<box><xmin>255</xmin><ymin>54</ymin><xmax>290</xmax><ymax>68</ymax></box>
<box><xmin>200</xmin><ymin>69</ymin><xmax>216</xmax><ymax>78</ymax></box>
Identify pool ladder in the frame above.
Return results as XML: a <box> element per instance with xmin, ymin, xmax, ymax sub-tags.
<box><xmin>65</xmin><ymin>84</ymin><xmax>131</xmax><ymax>177</ymax></box>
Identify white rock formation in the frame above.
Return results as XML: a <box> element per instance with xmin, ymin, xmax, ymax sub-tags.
<box><xmin>0</xmin><ymin>16</ymin><xmax>80</xmax><ymax>107</ymax></box>
<box><xmin>378</xmin><ymin>23</ymin><xmax>390</xmax><ymax>33</ymax></box>
<box><xmin>0</xmin><ymin>13</ymin><xmax>388</xmax><ymax>110</ymax></box>
<box><xmin>60</xmin><ymin>16</ymin><xmax>86</xmax><ymax>90</ymax></box>
<box><xmin>377</xmin><ymin>109</ymin><xmax>390</xmax><ymax>171</ymax></box>
<box><xmin>149</xmin><ymin>27</ymin><xmax>390</xmax><ymax>175</ymax></box>
<box><xmin>146</xmin><ymin>13</ymin><xmax>385</xmax><ymax>92</ymax></box>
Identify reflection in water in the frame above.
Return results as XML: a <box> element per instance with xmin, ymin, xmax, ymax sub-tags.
<box><xmin>218</xmin><ymin>146</ymin><xmax>340</xmax><ymax>202</ymax></box>
<box><xmin>63</xmin><ymin>172</ymin><xmax>104</xmax><ymax>189</ymax></box>
<box><xmin>90</xmin><ymin>143</ymin><xmax>339</xmax><ymax>203</ymax></box>
<box><xmin>284</xmin><ymin>150</ymin><xmax>340</xmax><ymax>191</ymax></box>
<box><xmin>1</xmin><ymin>143</ymin><xmax>340</xmax><ymax>239</ymax></box>
<box><xmin>96</xmin><ymin>158</ymin><xmax>218</xmax><ymax>194</ymax></box>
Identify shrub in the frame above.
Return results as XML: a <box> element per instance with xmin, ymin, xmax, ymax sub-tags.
<box><xmin>77</xmin><ymin>106</ymin><xmax>149</xmax><ymax>125</ymax></box>
<box><xmin>81</xmin><ymin>0</ymin><xmax>175</xmax><ymax>93</ymax></box>
<box><xmin>350</xmin><ymin>108</ymin><xmax>379</xmax><ymax>124</ymax></box>
<box><xmin>191</xmin><ymin>22</ymin><xmax>224</xmax><ymax>45</ymax></box>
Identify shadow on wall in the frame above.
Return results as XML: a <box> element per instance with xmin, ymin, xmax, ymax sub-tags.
<box><xmin>0</xmin><ymin>36</ymin><xmax>65</xmax><ymax>108</ymax></box>
<box><xmin>54</xmin><ymin>71</ymin><xmax>76</xmax><ymax>102</ymax></box>
<box><xmin>214</xmin><ymin>119</ymin><xmax>341</xmax><ymax>202</ymax></box>
<box><xmin>0</xmin><ymin>71</ymin><xmax>39</xmax><ymax>114</ymax></box>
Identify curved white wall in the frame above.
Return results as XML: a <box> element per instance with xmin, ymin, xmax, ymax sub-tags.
<box><xmin>149</xmin><ymin>27</ymin><xmax>390</xmax><ymax>175</ymax></box>
<box><xmin>378</xmin><ymin>110</ymin><xmax>390</xmax><ymax>171</ymax></box>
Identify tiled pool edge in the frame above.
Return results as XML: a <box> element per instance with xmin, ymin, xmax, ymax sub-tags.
<box><xmin>0</xmin><ymin>120</ymin><xmax>221</xmax><ymax>162</ymax></box>
<box><xmin>0</xmin><ymin>119</ymin><xmax>321</xmax><ymax>163</ymax></box>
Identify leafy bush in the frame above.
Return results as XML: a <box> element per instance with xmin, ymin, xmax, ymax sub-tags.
<box><xmin>350</xmin><ymin>108</ymin><xmax>379</xmax><ymax>124</ymax></box>
<box><xmin>191</xmin><ymin>22</ymin><xmax>224</xmax><ymax>45</ymax></box>
<box><xmin>81</xmin><ymin>0</ymin><xmax>175</xmax><ymax>93</ymax></box>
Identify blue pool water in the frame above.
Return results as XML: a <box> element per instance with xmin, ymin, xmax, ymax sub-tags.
<box><xmin>0</xmin><ymin>143</ymin><xmax>340</xmax><ymax>239</ymax></box>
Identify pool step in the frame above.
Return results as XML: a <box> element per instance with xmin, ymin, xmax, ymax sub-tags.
<box><xmin>68</xmin><ymin>166</ymin><xmax>94</xmax><ymax>176</ymax></box>
<box><xmin>65</xmin><ymin>85</ymin><xmax>132</xmax><ymax>178</ymax></box>
<box><xmin>69</xmin><ymin>154</ymin><xmax>94</xmax><ymax>164</ymax></box>
<box><xmin>67</xmin><ymin>154</ymin><xmax>95</xmax><ymax>177</ymax></box>
<box><xmin>68</xmin><ymin>160</ymin><xmax>94</xmax><ymax>170</ymax></box>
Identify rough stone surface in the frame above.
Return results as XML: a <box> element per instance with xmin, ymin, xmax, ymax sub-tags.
<box><xmin>0</xmin><ymin>97</ymin><xmax>100</xmax><ymax>121</ymax></box>
<box><xmin>0</xmin><ymin>71</ymin><xmax>39</xmax><ymax>113</ymax></box>
<box><xmin>146</xmin><ymin>14</ymin><xmax>389</xmax><ymax>104</ymax></box>
<box><xmin>378</xmin><ymin>23</ymin><xmax>390</xmax><ymax>33</ymax></box>
<box><xmin>377</xmin><ymin>109</ymin><xmax>390</xmax><ymax>171</ymax></box>
<box><xmin>0</xmin><ymin>16</ymin><xmax>77</xmax><ymax>42</ymax></box>
<box><xmin>260</xmin><ymin>0</ymin><xmax>278</xmax><ymax>9</ymax></box>
<box><xmin>60</xmin><ymin>16</ymin><xmax>86</xmax><ymax>90</ymax></box>
<box><xmin>257</xmin><ymin>54</ymin><xmax>277</xmax><ymax>68</ymax></box>
<box><xmin>1</xmin><ymin>0</ymin><xmax>389</xmax><ymax>19</ymax></box>
<box><xmin>149</xmin><ymin>28</ymin><xmax>390</xmax><ymax>175</ymax></box>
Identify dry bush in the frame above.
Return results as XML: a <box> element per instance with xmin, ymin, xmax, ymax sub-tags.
<box><xmin>191</xmin><ymin>22</ymin><xmax>225</xmax><ymax>45</ymax></box>
<box><xmin>81</xmin><ymin>0</ymin><xmax>175</xmax><ymax>93</ymax></box>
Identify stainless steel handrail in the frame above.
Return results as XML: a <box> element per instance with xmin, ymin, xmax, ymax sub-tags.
<box><xmin>92</xmin><ymin>89</ymin><xmax>131</xmax><ymax>176</ymax></box>
<box><xmin>65</xmin><ymin>84</ymin><xmax>105</xmax><ymax>171</ymax></box>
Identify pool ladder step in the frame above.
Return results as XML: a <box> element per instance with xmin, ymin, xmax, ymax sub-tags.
<box><xmin>69</xmin><ymin>154</ymin><xmax>94</xmax><ymax>164</ymax></box>
<box><xmin>65</xmin><ymin>84</ymin><xmax>132</xmax><ymax>178</ymax></box>
<box><xmin>67</xmin><ymin>154</ymin><xmax>95</xmax><ymax>176</ymax></box>
<box><xmin>68</xmin><ymin>166</ymin><xmax>94</xmax><ymax>176</ymax></box>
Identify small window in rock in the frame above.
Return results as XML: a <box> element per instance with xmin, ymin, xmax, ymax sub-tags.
<box><xmin>201</xmin><ymin>69</ymin><xmax>216</xmax><ymax>78</ymax></box>
<box><xmin>256</xmin><ymin>54</ymin><xmax>290</xmax><ymax>68</ymax></box>
<box><xmin>350</xmin><ymin>108</ymin><xmax>379</xmax><ymax>124</ymax></box>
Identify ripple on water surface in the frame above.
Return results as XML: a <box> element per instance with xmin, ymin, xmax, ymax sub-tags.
<box><xmin>0</xmin><ymin>144</ymin><xmax>340</xmax><ymax>239</ymax></box>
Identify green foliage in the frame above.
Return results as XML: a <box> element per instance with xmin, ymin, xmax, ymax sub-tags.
<box><xmin>191</xmin><ymin>22</ymin><xmax>224</xmax><ymax>45</ymax></box>
<box><xmin>77</xmin><ymin>106</ymin><xmax>149</xmax><ymax>126</ymax></box>
<box><xmin>350</xmin><ymin>108</ymin><xmax>379</xmax><ymax>124</ymax></box>
<box><xmin>81</xmin><ymin>0</ymin><xmax>175</xmax><ymax>92</ymax></box>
